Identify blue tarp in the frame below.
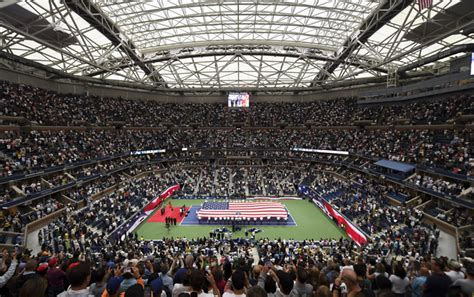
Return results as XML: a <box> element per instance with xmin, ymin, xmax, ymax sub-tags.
<box><xmin>374</xmin><ymin>159</ymin><xmax>415</xmax><ymax>173</ymax></box>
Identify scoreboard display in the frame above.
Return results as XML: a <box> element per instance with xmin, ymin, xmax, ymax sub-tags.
<box><xmin>228</xmin><ymin>92</ymin><xmax>250</xmax><ymax>107</ymax></box>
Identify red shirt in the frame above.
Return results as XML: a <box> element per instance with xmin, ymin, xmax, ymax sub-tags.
<box><xmin>47</xmin><ymin>266</ymin><xmax>65</xmax><ymax>287</ymax></box>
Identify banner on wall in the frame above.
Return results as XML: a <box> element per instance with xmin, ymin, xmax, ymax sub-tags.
<box><xmin>299</xmin><ymin>184</ymin><xmax>367</xmax><ymax>246</ymax></box>
<box><xmin>322</xmin><ymin>201</ymin><xmax>367</xmax><ymax>245</ymax></box>
<box><xmin>143</xmin><ymin>184</ymin><xmax>181</xmax><ymax>214</ymax></box>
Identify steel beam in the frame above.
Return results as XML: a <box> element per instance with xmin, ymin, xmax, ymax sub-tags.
<box><xmin>64</xmin><ymin>0</ymin><xmax>168</xmax><ymax>87</ymax></box>
<box><xmin>86</xmin><ymin>50</ymin><xmax>387</xmax><ymax>78</ymax></box>
<box><xmin>311</xmin><ymin>0</ymin><xmax>414</xmax><ymax>86</ymax></box>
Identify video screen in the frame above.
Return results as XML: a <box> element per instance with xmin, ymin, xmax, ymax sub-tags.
<box><xmin>471</xmin><ymin>53</ymin><xmax>474</xmax><ymax>75</ymax></box>
<box><xmin>228</xmin><ymin>92</ymin><xmax>250</xmax><ymax>107</ymax></box>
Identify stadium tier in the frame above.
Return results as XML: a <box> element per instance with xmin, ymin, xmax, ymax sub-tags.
<box><xmin>0</xmin><ymin>1</ymin><xmax>473</xmax><ymax>297</ymax></box>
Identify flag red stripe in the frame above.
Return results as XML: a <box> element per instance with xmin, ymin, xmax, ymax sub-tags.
<box><xmin>418</xmin><ymin>0</ymin><xmax>432</xmax><ymax>10</ymax></box>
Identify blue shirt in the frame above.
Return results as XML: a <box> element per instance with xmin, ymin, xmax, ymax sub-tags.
<box><xmin>412</xmin><ymin>276</ymin><xmax>427</xmax><ymax>297</ymax></box>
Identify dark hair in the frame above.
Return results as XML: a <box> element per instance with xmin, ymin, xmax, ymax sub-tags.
<box><xmin>264</xmin><ymin>275</ymin><xmax>277</xmax><ymax>293</ymax></box>
<box><xmin>378</xmin><ymin>290</ymin><xmax>395</xmax><ymax>297</ymax></box>
<box><xmin>232</xmin><ymin>270</ymin><xmax>245</xmax><ymax>291</ymax></box>
<box><xmin>447</xmin><ymin>285</ymin><xmax>465</xmax><ymax>297</ymax></box>
<box><xmin>433</xmin><ymin>258</ymin><xmax>445</xmax><ymax>271</ymax></box>
<box><xmin>20</xmin><ymin>277</ymin><xmax>47</xmax><ymax>297</ymax></box>
<box><xmin>375</xmin><ymin>263</ymin><xmax>386</xmax><ymax>274</ymax></box>
<box><xmin>375</xmin><ymin>275</ymin><xmax>392</xmax><ymax>291</ymax></box>
<box><xmin>354</xmin><ymin>264</ymin><xmax>367</xmax><ymax>278</ymax></box>
<box><xmin>308</xmin><ymin>267</ymin><xmax>320</xmax><ymax>288</ymax></box>
<box><xmin>223</xmin><ymin>261</ymin><xmax>232</xmax><ymax>280</ymax></box>
<box><xmin>124</xmin><ymin>283</ymin><xmax>144</xmax><ymax>297</ymax></box>
<box><xmin>276</xmin><ymin>271</ymin><xmax>294</xmax><ymax>295</ymax></box>
<box><xmin>297</xmin><ymin>267</ymin><xmax>308</xmax><ymax>283</ymax></box>
<box><xmin>161</xmin><ymin>263</ymin><xmax>169</xmax><ymax>274</ymax></box>
<box><xmin>189</xmin><ymin>269</ymin><xmax>205</xmax><ymax>292</ymax></box>
<box><xmin>25</xmin><ymin>259</ymin><xmax>37</xmax><ymax>271</ymax></box>
<box><xmin>213</xmin><ymin>268</ymin><xmax>224</xmax><ymax>282</ymax></box>
<box><xmin>182</xmin><ymin>269</ymin><xmax>191</xmax><ymax>286</ymax></box>
<box><xmin>394</xmin><ymin>265</ymin><xmax>407</xmax><ymax>279</ymax></box>
<box><xmin>136</xmin><ymin>262</ymin><xmax>145</xmax><ymax>276</ymax></box>
<box><xmin>316</xmin><ymin>285</ymin><xmax>331</xmax><ymax>297</ymax></box>
<box><xmin>318</xmin><ymin>271</ymin><xmax>329</xmax><ymax>287</ymax></box>
<box><xmin>67</xmin><ymin>262</ymin><xmax>91</xmax><ymax>287</ymax></box>
<box><xmin>93</xmin><ymin>267</ymin><xmax>106</xmax><ymax>283</ymax></box>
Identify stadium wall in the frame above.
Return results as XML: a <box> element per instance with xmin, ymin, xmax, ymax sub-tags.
<box><xmin>0</xmin><ymin>67</ymin><xmax>378</xmax><ymax>103</ymax></box>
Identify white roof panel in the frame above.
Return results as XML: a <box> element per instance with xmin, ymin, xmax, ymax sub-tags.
<box><xmin>0</xmin><ymin>0</ymin><xmax>471</xmax><ymax>90</ymax></box>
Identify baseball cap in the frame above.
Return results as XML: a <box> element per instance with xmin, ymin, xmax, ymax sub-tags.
<box><xmin>37</xmin><ymin>263</ymin><xmax>49</xmax><ymax>273</ymax></box>
<box><xmin>48</xmin><ymin>258</ymin><xmax>58</xmax><ymax>267</ymax></box>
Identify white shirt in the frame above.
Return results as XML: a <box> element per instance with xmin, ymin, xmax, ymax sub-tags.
<box><xmin>445</xmin><ymin>270</ymin><xmax>465</xmax><ymax>282</ymax></box>
<box><xmin>389</xmin><ymin>275</ymin><xmax>410</xmax><ymax>294</ymax></box>
<box><xmin>223</xmin><ymin>293</ymin><xmax>246</xmax><ymax>297</ymax></box>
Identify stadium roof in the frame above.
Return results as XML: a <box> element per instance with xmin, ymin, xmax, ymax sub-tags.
<box><xmin>0</xmin><ymin>0</ymin><xmax>472</xmax><ymax>92</ymax></box>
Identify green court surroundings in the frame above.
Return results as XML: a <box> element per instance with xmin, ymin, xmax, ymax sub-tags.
<box><xmin>135</xmin><ymin>199</ymin><xmax>347</xmax><ymax>241</ymax></box>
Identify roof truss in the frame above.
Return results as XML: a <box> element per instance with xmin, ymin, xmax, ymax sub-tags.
<box><xmin>0</xmin><ymin>0</ymin><xmax>472</xmax><ymax>92</ymax></box>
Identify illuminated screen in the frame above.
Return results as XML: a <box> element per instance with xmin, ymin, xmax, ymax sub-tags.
<box><xmin>471</xmin><ymin>53</ymin><xmax>474</xmax><ymax>75</ymax></box>
<box><xmin>228</xmin><ymin>92</ymin><xmax>250</xmax><ymax>107</ymax></box>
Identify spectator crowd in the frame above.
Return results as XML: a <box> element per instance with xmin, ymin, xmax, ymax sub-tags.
<box><xmin>0</xmin><ymin>81</ymin><xmax>471</xmax><ymax>296</ymax></box>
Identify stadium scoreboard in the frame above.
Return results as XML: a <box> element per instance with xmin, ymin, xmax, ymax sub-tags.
<box><xmin>228</xmin><ymin>92</ymin><xmax>250</xmax><ymax>107</ymax></box>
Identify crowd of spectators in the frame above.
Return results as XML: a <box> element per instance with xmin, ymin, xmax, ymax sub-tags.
<box><xmin>0</xmin><ymin>81</ymin><xmax>472</xmax><ymax>295</ymax></box>
<box><xmin>1</xmin><ymin>81</ymin><xmax>472</xmax><ymax>127</ymax></box>
<box><xmin>0</xmin><ymin>154</ymin><xmax>470</xmax><ymax>244</ymax></box>
<box><xmin>408</xmin><ymin>174</ymin><xmax>468</xmax><ymax>197</ymax></box>
<box><xmin>1</xmin><ymin>127</ymin><xmax>471</xmax><ymax>179</ymax></box>
<box><xmin>0</xmin><ymin>163</ymin><xmax>469</xmax><ymax>296</ymax></box>
<box><xmin>422</xmin><ymin>203</ymin><xmax>473</xmax><ymax>228</ymax></box>
<box><xmin>0</xmin><ymin>198</ymin><xmax>64</xmax><ymax>236</ymax></box>
<box><xmin>0</xmin><ymin>230</ymin><xmax>470</xmax><ymax>296</ymax></box>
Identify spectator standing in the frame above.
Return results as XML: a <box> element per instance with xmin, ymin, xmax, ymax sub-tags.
<box><xmin>223</xmin><ymin>270</ymin><xmax>247</xmax><ymax>297</ymax></box>
<box><xmin>452</xmin><ymin>262</ymin><xmax>474</xmax><ymax>297</ymax></box>
<box><xmin>411</xmin><ymin>267</ymin><xmax>429</xmax><ymax>297</ymax></box>
<box><xmin>47</xmin><ymin>257</ymin><xmax>66</xmax><ymax>296</ymax></box>
<box><xmin>16</xmin><ymin>259</ymin><xmax>39</xmax><ymax>291</ymax></box>
<box><xmin>291</xmin><ymin>267</ymin><xmax>313</xmax><ymax>297</ymax></box>
<box><xmin>58</xmin><ymin>263</ymin><xmax>94</xmax><ymax>297</ymax></box>
<box><xmin>423</xmin><ymin>258</ymin><xmax>452</xmax><ymax>297</ymax></box>
<box><xmin>0</xmin><ymin>251</ymin><xmax>17</xmax><ymax>288</ymax></box>
<box><xmin>89</xmin><ymin>268</ymin><xmax>107</xmax><ymax>297</ymax></box>
<box><xmin>445</xmin><ymin>261</ymin><xmax>465</xmax><ymax>282</ymax></box>
<box><xmin>389</xmin><ymin>264</ymin><xmax>410</xmax><ymax>297</ymax></box>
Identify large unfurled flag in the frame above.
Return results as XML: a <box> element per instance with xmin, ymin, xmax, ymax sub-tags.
<box><xmin>418</xmin><ymin>0</ymin><xmax>432</xmax><ymax>10</ymax></box>
<box><xmin>197</xmin><ymin>201</ymin><xmax>288</xmax><ymax>220</ymax></box>
<box><xmin>143</xmin><ymin>184</ymin><xmax>181</xmax><ymax>214</ymax></box>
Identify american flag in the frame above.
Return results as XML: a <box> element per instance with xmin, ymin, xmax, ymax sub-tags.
<box><xmin>197</xmin><ymin>201</ymin><xmax>288</xmax><ymax>220</ymax></box>
<box><xmin>418</xmin><ymin>0</ymin><xmax>432</xmax><ymax>10</ymax></box>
